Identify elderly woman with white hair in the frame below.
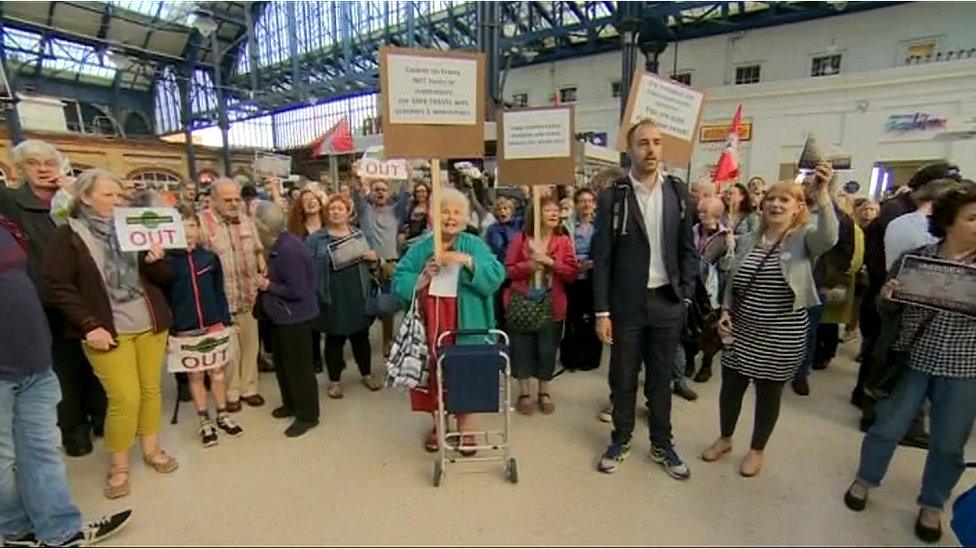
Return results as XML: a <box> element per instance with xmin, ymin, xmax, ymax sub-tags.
<box><xmin>392</xmin><ymin>187</ymin><xmax>506</xmax><ymax>455</ymax></box>
<box><xmin>252</xmin><ymin>201</ymin><xmax>321</xmax><ymax>438</ymax></box>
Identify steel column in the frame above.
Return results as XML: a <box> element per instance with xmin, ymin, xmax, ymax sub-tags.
<box><xmin>210</xmin><ymin>32</ymin><xmax>231</xmax><ymax>175</ymax></box>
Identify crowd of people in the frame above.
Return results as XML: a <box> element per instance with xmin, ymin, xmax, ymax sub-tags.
<box><xmin>1</xmin><ymin>119</ymin><xmax>974</xmax><ymax>545</ymax></box>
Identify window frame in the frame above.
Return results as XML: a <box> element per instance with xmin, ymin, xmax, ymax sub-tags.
<box><xmin>734</xmin><ymin>64</ymin><xmax>762</xmax><ymax>85</ymax></box>
<box><xmin>558</xmin><ymin>86</ymin><xmax>578</xmax><ymax>104</ymax></box>
<box><xmin>810</xmin><ymin>53</ymin><xmax>843</xmax><ymax>77</ymax></box>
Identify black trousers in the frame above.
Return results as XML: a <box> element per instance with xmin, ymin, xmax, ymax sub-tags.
<box><xmin>815</xmin><ymin>323</ymin><xmax>840</xmax><ymax>366</ymax></box>
<box><xmin>854</xmin><ymin>283</ymin><xmax>882</xmax><ymax>398</ymax></box>
<box><xmin>47</xmin><ymin>308</ymin><xmax>106</xmax><ymax>444</ymax></box>
<box><xmin>560</xmin><ymin>278</ymin><xmax>603</xmax><ymax>371</ymax></box>
<box><xmin>311</xmin><ymin>330</ymin><xmax>323</xmax><ymax>369</ymax></box>
<box><xmin>719</xmin><ymin>367</ymin><xmax>785</xmax><ymax>451</ymax></box>
<box><xmin>259</xmin><ymin>318</ymin><xmax>275</xmax><ymax>354</ymax></box>
<box><xmin>609</xmin><ymin>287</ymin><xmax>683</xmax><ymax>446</ymax></box>
<box><xmin>324</xmin><ymin>330</ymin><xmax>372</xmax><ymax>383</ymax></box>
<box><xmin>271</xmin><ymin>321</ymin><xmax>319</xmax><ymax>423</ymax></box>
<box><xmin>511</xmin><ymin>322</ymin><xmax>563</xmax><ymax>381</ymax></box>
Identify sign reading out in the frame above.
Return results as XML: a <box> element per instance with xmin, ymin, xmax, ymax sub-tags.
<box><xmin>114</xmin><ymin>207</ymin><xmax>187</xmax><ymax>252</ymax></box>
<box><xmin>166</xmin><ymin>327</ymin><xmax>236</xmax><ymax>373</ymax></box>
<box><xmin>617</xmin><ymin>71</ymin><xmax>705</xmax><ymax>166</ymax></box>
<box><xmin>357</xmin><ymin>157</ymin><xmax>409</xmax><ymax>181</ymax></box>
<box><xmin>502</xmin><ymin>108</ymin><xmax>572</xmax><ymax>160</ymax></box>
<box><xmin>387</xmin><ymin>54</ymin><xmax>478</xmax><ymax>126</ymax></box>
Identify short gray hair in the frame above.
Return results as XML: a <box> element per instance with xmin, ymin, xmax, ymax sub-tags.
<box><xmin>212</xmin><ymin>177</ymin><xmax>240</xmax><ymax>195</ymax></box>
<box><xmin>253</xmin><ymin>200</ymin><xmax>287</xmax><ymax>247</ymax></box>
<box><xmin>70</xmin><ymin>168</ymin><xmax>124</xmax><ymax>217</ymax></box>
<box><xmin>12</xmin><ymin>139</ymin><xmax>62</xmax><ymax>167</ymax></box>
<box><xmin>438</xmin><ymin>187</ymin><xmax>470</xmax><ymax>219</ymax></box>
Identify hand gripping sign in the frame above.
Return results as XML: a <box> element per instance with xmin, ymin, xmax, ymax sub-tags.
<box><xmin>166</xmin><ymin>327</ymin><xmax>237</xmax><ymax>373</ymax></box>
<box><xmin>113</xmin><ymin>207</ymin><xmax>187</xmax><ymax>252</ymax></box>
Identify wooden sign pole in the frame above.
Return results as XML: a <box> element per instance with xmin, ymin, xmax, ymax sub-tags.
<box><xmin>431</xmin><ymin>158</ymin><xmax>442</xmax><ymax>260</ymax></box>
<box><xmin>532</xmin><ymin>185</ymin><xmax>543</xmax><ymax>288</ymax></box>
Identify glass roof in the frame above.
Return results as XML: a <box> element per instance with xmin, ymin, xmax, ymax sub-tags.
<box><xmin>105</xmin><ymin>1</ymin><xmax>193</xmax><ymax>24</ymax></box>
<box><xmin>1</xmin><ymin>27</ymin><xmax>135</xmax><ymax>86</ymax></box>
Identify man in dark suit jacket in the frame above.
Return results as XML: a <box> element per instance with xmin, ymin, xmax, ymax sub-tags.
<box><xmin>591</xmin><ymin>119</ymin><xmax>698</xmax><ymax>479</ymax></box>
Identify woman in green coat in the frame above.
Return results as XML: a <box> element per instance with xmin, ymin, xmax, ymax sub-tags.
<box><xmin>393</xmin><ymin>187</ymin><xmax>506</xmax><ymax>454</ymax></box>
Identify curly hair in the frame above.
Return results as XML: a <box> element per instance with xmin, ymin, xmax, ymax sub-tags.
<box><xmin>929</xmin><ymin>185</ymin><xmax>976</xmax><ymax>239</ymax></box>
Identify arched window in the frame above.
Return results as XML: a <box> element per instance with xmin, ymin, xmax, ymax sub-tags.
<box><xmin>126</xmin><ymin>168</ymin><xmax>184</xmax><ymax>192</ymax></box>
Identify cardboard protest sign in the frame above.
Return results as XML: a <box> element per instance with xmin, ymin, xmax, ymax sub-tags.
<box><xmin>617</xmin><ymin>71</ymin><xmax>705</xmax><ymax>167</ymax></box>
<box><xmin>253</xmin><ymin>152</ymin><xmax>291</xmax><ymax>178</ymax></box>
<box><xmin>166</xmin><ymin>327</ymin><xmax>236</xmax><ymax>373</ymax></box>
<box><xmin>797</xmin><ymin>135</ymin><xmax>852</xmax><ymax>171</ymax></box>
<box><xmin>379</xmin><ymin>46</ymin><xmax>485</xmax><ymax>159</ymax></box>
<box><xmin>497</xmin><ymin>105</ymin><xmax>576</xmax><ymax>187</ymax></box>
<box><xmin>357</xmin><ymin>157</ymin><xmax>409</xmax><ymax>181</ymax></box>
<box><xmin>113</xmin><ymin>207</ymin><xmax>186</xmax><ymax>252</ymax></box>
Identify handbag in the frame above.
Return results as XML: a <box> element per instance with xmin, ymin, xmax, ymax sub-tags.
<box><xmin>328</xmin><ymin>232</ymin><xmax>370</xmax><ymax>271</ymax></box>
<box><xmin>866</xmin><ymin>309</ymin><xmax>937</xmax><ymax>399</ymax></box>
<box><xmin>365</xmin><ymin>277</ymin><xmax>399</xmax><ymax>316</ymax></box>
<box><xmin>385</xmin><ymin>294</ymin><xmax>429</xmax><ymax>390</ymax></box>
<box><xmin>506</xmin><ymin>286</ymin><xmax>554</xmax><ymax>333</ymax></box>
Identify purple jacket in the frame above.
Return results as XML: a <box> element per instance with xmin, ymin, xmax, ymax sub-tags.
<box><xmin>261</xmin><ymin>232</ymin><xmax>319</xmax><ymax>325</ymax></box>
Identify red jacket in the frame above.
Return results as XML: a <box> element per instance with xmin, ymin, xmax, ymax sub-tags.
<box><xmin>504</xmin><ymin>232</ymin><xmax>578</xmax><ymax>322</ymax></box>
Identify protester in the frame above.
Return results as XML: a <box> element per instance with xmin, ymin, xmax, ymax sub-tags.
<box><xmin>286</xmin><ymin>187</ymin><xmax>328</xmax><ymax>373</ymax></box>
<box><xmin>845</xmin><ymin>198</ymin><xmax>879</xmax><ymax>342</ymax></box>
<box><xmin>505</xmin><ymin>196</ymin><xmax>578</xmax><ymax>415</ymax></box>
<box><xmin>253</xmin><ymin>201</ymin><xmax>320</xmax><ymax>438</ymax></box>
<box><xmin>685</xmin><ymin>196</ymin><xmax>730</xmax><ymax>383</ymax></box>
<box><xmin>306</xmin><ymin>195</ymin><xmax>382</xmax><ymax>399</ymax></box>
<box><xmin>815</xmin><ymin>200</ymin><xmax>864</xmax><ymax>373</ymax></box>
<box><xmin>392</xmin><ymin>188</ymin><xmax>505</xmax><ymax>455</ymax></box>
<box><xmin>883</xmin><ymin>179</ymin><xmax>962</xmax><ymax>271</ymax></box>
<box><xmin>746</xmin><ymin>176</ymin><xmax>768</xmax><ymax>210</ymax></box>
<box><xmin>199</xmin><ymin>178</ymin><xmax>267</xmax><ymax>413</ymax></box>
<box><xmin>854</xmin><ymin>198</ymin><xmax>879</xmax><ymax>229</ymax></box>
<box><xmin>560</xmin><ymin>188</ymin><xmax>602</xmax><ymax>372</ymax></box>
<box><xmin>0</xmin><ymin>213</ymin><xmax>133</xmax><ymax>546</ymax></box>
<box><xmin>43</xmin><ymin>169</ymin><xmax>178</xmax><ymax>499</ymax></box>
<box><xmin>398</xmin><ymin>180</ymin><xmax>431</xmax><ymax>252</ymax></box>
<box><xmin>703</xmin><ymin>166</ymin><xmax>838</xmax><ymax>477</ymax></box>
<box><xmin>0</xmin><ymin>140</ymin><xmax>106</xmax><ymax>457</ymax></box>
<box><xmin>688</xmin><ymin>179</ymin><xmax>716</xmax><ymax>225</ymax></box>
<box><xmin>845</xmin><ymin>186</ymin><xmax>976</xmax><ymax>543</ymax></box>
<box><xmin>592</xmin><ymin>119</ymin><xmax>698</xmax><ymax>479</ymax></box>
<box><xmin>485</xmin><ymin>196</ymin><xmax>522</xmax><ymax>264</ymax></box>
<box><xmin>165</xmin><ymin>205</ymin><xmax>244</xmax><ymax>447</ymax></box>
<box><xmin>723</xmin><ymin>182</ymin><xmax>760</xmax><ymax>241</ymax></box>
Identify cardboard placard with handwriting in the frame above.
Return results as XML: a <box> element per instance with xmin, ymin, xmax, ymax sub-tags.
<box><xmin>380</xmin><ymin>46</ymin><xmax>485</xmax><ymax>159</ymax></box>
<box><xmin>616</xmin><ymin>70</ymin><xmax>705</xmax><ymax>167</ymax></box>
<box><xmin>497</xmin><ymin>105</ymin><xmax>576</xmax><ymax>186</ymax></box>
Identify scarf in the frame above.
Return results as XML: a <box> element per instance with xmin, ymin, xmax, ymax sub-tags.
<box><xmin>78</xmin><ymin>206</ymin><xmax>143</xmax><ymax>302</ymax></box>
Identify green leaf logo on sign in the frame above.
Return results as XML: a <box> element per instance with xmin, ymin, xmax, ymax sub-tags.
<box><xmin>126</xmin><ymin>210</ymin><xmax>174</xmax><ymax>230</ymax></box>
<box><xmin>180</xmin><ymin>336</ymin><xmax>231</xmax><ymax>353</ymax></box>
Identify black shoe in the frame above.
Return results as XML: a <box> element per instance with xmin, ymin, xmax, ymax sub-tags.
<box><xmin>198</xmin><ymin>419</ymin><xmax>218</xmax><ymax>448</ymax></box>
<box><xmin>92</xmin><ymin>425</ymin><xmax>104</xmax><ymax>438</ymax></box>
<box><xmin>284</xmin><ymin>420</ymin><xmax>318</xmax><ymax>438</ymax></box>
<box><xmin>271</xmin><ymin>406</ymin><xmax>294</xmax><ymax>419</ymax></box>
<box><xmin>64</xmin><ymin>437</ymin><xmax>93</xmax><ymax>458</ymax></box>
<box><xmin>43</xmin><ymin>510</ymin><xmax>133</xmax><ymax>547</ymax></box>
<box><xmin>215</xmin><ymin>414</ymin><xmax>244</xmax><ymax>438</ymax></box>
<box><xmin>3</xmin><ymin>533</ymin><xmax>38</xmax><ymax>547</ymax></box>
<box><xmin>915</xmin><ymin>510</ymin><xmax>942</xmax><ymax>543</ymax></box>
<box><xmin>812</xmin><ymin>360</ymin><xmax>829</xmax><ymax>371</ymax></box>
<box><xmin>314</xmin><ymin>362</ymin><xmax>323</xmax><ymax>374</ymax></box>
<box><xmin>850</xmin><ymin>389</ymin><xmax>865</xmax><ymax>409</ymax></box>
<box><xmin>684</xmin><ymin>363</ymin><xmax>697</xmax><ymax>378</ymax></box>
<box><xmin>692</xmin><ymin>365</ymin><xmax>712</xmax><ymax>383</ymax></box>
<box><xmin>843</xmin><ymin>482</ymin><xmax>867</xmax><ymax>511</ymax></box>
<box><xmin>673</xmin><ymin>384</ymin><xmax>698</xmax><ymax>402</ymax></box>
<box><xmin>899</xmin><ymin>432</ymin><xmax>930</xmax><ymax>450</ymax></box>
<box><xmin>791</xmin><ymin>377</ymin><xmax>810</xmax><ymax>396</ymax></box>
<box><xmin>177</xmin><ymin>382</ymin><xmax>191</xmax><ymax>403</ymax></box>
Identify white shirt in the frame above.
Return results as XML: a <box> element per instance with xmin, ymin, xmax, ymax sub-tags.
<box><xmin>884</xmin><ymin>211</ymin><xmax>938</xmax><ymax>271</ymax></box>
<box><xmin>629</xmin><ymin>170</ymin><xmax>669</xmax><ymax>289</ymax></box>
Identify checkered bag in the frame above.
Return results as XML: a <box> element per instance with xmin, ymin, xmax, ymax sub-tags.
<box><xmin>385</xmin><ymin>294</ymin><xmax>429</xmax><ymax>390</ymax></box>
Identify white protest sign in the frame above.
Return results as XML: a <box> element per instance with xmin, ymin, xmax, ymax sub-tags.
<box><xmin>166</xmin><ymin>327</ymin><xmax>237</xmax><ymax>373</ymax></box>
<box><xmin>502</xmin><ymin>108</ymin><xmax>572</xmax><ymax>160</ymax></box>
<box><xmin>113</xmin><ymin>207</ymin><xmax>186</xmax><ymax>252</ymax></box>
<box><xmin>357</xmin><ymin>157</ymin><xmax>409</xmax><ymax>180</ymax></box>
<box><xmin>253</xmin><ymin>152</ymin><xmax>291</xmax><ymax>178</ymax></box>
<box><xmin>618</xmin><ymin>72</ymin><xmax>705</xmax><ymax>165</ymax></box>
<box><xmin>386</xmin><ymin>54</ymin><xmax>478</xmax><ymax>125</ymax></box>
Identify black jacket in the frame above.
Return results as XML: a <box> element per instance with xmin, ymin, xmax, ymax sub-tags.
<box><xmin>165</xmin><ymin>247</ymin><xmax>233</xmax><ymax>333</ymax></box>
<box><xmin>865</xmin><ymin>193</ymin><xmax>915</xmax><ymax>286</ymax></box>
<box><xmin>592</xmin><ymin>174</ymin><xmax>697</xmax><ymax>326</ymax></box>
<box><xmin>0</xmin><ymin>184</ymin><xmax>56</xmax><ymax>301</ymax></box>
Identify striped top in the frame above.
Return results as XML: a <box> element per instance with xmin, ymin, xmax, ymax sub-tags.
<box><xmin>722</xmin><ymin>243</ymin><xmax>809</xmax><ymax>382</ymax></box>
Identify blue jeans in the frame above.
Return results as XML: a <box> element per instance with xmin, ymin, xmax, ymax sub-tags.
<box><xmin>795</xmin><ymin>302</ymin><xmax>826</xmax><ymax>380</ymax></box>
<box><xmin>0</xmin><ymin>370</ymin><xmax>82</xmax><ymax>544</ymax></box>
<box><xmin>856</xmin><ymin>368</ymin><xmax>976</xmax><ymax>510</ymax></box>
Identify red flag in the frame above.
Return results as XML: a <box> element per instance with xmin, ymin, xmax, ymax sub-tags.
<box><xmin>311</xmin><ymin>117</ymin><xmax>355</xmax><ymax>157</ymax></box>
<box><xmin>711</xmin><ymin>105</ymin><xmax>743</xmax><ymax>191</ymax></box>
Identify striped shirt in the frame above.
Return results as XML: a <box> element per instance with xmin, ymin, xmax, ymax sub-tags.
<box><xmin>723</xmin><ymin>244</ymin><xmax>809</xmax><ymax>382</ymax></box>
<box><xmin>199</xmin><ymin>209</ymin><xmax>264</xmax><ymax>314</ymax></box>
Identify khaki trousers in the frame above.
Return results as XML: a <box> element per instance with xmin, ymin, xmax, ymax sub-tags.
<box><xmin>226</xmin><ymin>312</ymin><xmax>260</xmax><ymax>402</ymax></box>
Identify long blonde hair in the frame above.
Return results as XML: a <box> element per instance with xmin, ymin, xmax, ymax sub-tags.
<box><xmin>758</xmin><ymin>180</ymin><xmax>811</xmax><ymax>239</ymax></box>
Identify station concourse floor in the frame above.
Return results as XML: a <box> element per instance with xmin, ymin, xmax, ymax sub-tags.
<box><xmin>63</xmin><ymin>331</ymin><xmax>973</xmax><ymax>546</ymax></box>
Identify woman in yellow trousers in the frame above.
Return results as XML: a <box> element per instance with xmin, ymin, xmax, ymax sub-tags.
<box><xmin>44</xmin><ymin>169</ymin><xmax>178</xmax><ymax>499</ymax></box>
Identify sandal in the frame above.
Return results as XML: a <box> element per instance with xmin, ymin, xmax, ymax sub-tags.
<box><xmin>361</xmin><ymin>376</ymin><xmax>383</xmax><ymax>392</ymax></box>
<box><xmin>701</xmin><ymin>437</ymin><xmax>732</xmax><ymax>462</ymax></box>
<box><xmin>104</xmin><ymin>465</ymin><xmax>130</xmax><ymax>500</ymax></box>
<box><xmin>424</xmin><ymin>428</ymin><xmax>439</xmax><ymax>453</ymax></box>
<box><xmin>516</xmin><ymin>394</ymin><xmax>534</xmax><ymax>415</ymax></box>
<box><xmin>538</xmin><ymin>393</ymin><xmax>555</xmax><ymax>415</ymax></box>
<box><xmin>739</xmin><ymin>450</ymin><xmax>763</xmax><ymax>477</ymax></box>
<box><xmin>458</xmin><ymin>434</ymin><xmax>477</xmax><ymax>457</ymax></box>
<box><xmin>326</xmin><ymin>382</ymin><xmax>344</xmax><ymax>399</ymax></box>
<box><xmin>143</xmin><ymin>448</ymin><xmax>179</xmax><ymax>474</ymax></box>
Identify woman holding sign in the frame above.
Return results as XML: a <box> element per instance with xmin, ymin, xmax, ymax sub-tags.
<box><xmin>43</xmin><ymin>169</ymin><xmax>178</xmax><ymax>499</ymax></box>
<box><xmin>504</xmin><ymin>196</ymin><xmax>578</xmax><ymax>415</ymax></box>
<box><xmin>845</xmin><ymin>186</ymin><xmax>976</xmax><ymax>543</ymax></box>
<box><xmin>392</xmin><ymin>188</ymin><xmax>505</xmax><ymax>454</ymax></box>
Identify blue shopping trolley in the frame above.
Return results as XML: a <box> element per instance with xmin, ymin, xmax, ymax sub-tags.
<box><xmin>432</xmin><ymin>329</ymin><xmax>517</xmax><ymax>487</ymax></box>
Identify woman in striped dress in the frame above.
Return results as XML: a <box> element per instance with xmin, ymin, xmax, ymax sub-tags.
<box><xmin>700</xmin><ymin>165</ymin><xmax>839</xmax><ymax>477</ymax></box>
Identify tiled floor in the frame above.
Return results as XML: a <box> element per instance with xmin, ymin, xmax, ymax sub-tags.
<box><xmin>63</xmin><ymin>332</ymin><xmax>973</xmax><ymax>546</ymax></box>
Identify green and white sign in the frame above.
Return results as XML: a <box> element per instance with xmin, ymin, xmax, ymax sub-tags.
<box><xmin>113</xmin><ymin>207</ymin><xmax>187</xmax><ymax>252</ymax></box>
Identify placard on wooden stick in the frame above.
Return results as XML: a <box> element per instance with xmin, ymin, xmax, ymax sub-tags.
<box><xmin>379</xmin><ymin>46</ymin><xmax>485</xmax><ymax>159</ymax></box>
<box><xmin>497</xmin><ymin>105</ymin><xmax>576</xmax><ymax>187</ymax></box>
<box><xmin>616</xmin><ymin>70</ymin><xmax>705</xmax><ymax>167</ymax></box>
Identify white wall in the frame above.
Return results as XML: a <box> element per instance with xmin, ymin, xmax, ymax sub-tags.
<box><xmin>502</xmin><ymin>2</ymin><xmax>976</xmax><ymax>189</ymax></box>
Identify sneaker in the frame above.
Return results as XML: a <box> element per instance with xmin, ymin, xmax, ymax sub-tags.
<box><xmin>3</xmin><ymin>533</ymin><xmax>38</xmax><ymax>547</ymax></box>
<box><xmin>215</xmin><ymin>415</ymin><xmax>244</xmax><ymax>438</ymax></box>
<box><xmin>597</xmin><ymin>404</ymin><xmax>612</xmax><ymax>423</ymax></box>
<box><xmin>198</xmin><ymin>419</ymin><xmax>218</xmax><ymax>448</ymax></box>
<box><xmin>596</xmin><ymin>441</ymin><xmax>631</xmax><ymax>473</ymax></box>
<box><xmin>649</xmin><ymin>443</ymin><xmax>691</xmax><ymax>480</ymax></box>
<box><xmin>44</xmin><ymin>510</ymin><xmax>132</xmax><ymax>547</ymax></box>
